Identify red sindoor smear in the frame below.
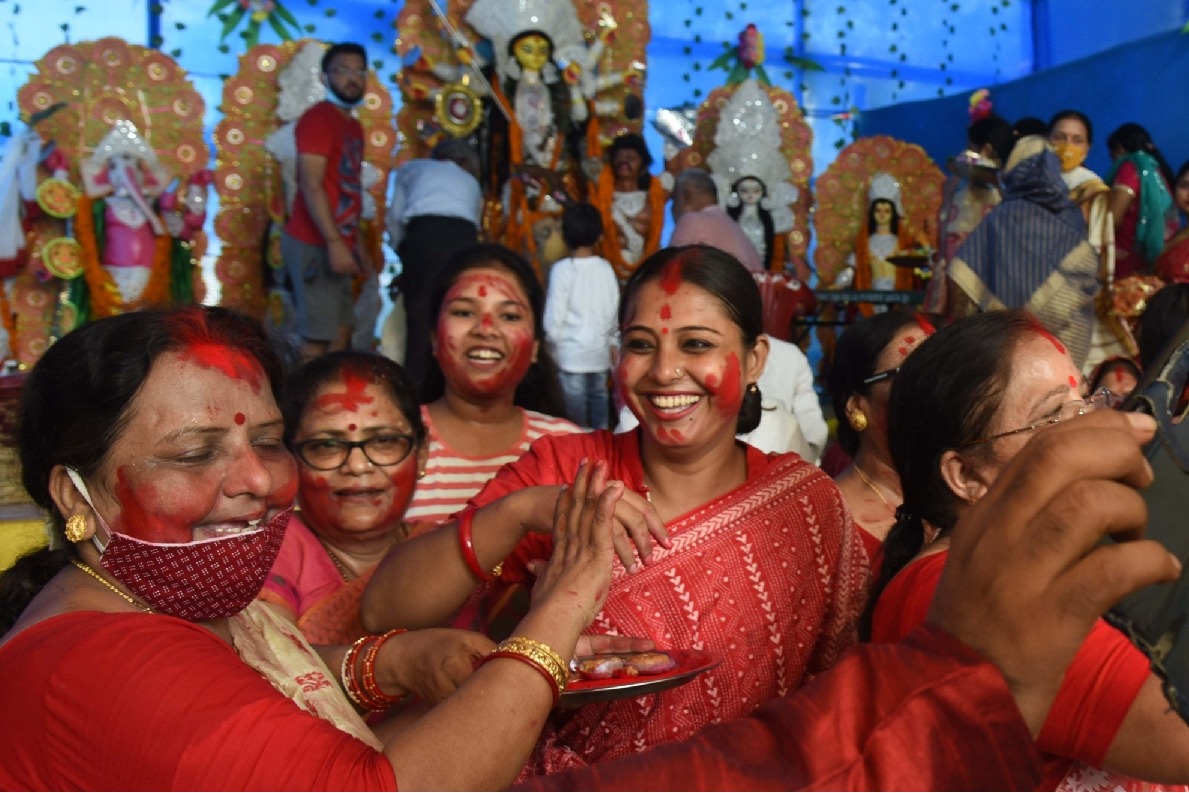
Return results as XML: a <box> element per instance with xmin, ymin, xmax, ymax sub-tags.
<box><xmin>113</xmin><ymin>467</ymin><xmax>177</xmax><ymax>541</ymax></box>
<box><xmin>1069</xmin><ymin>375</ymin><xmax>1079</xmax><ymax>388</ymax></box>
<box><xmin>181</xmin><ymin>343</ymin><xmax>263</xmax><ymax>394</ymax></box>
<box><xmin>657</xmin><ymin>426</ymin><xmax>686</xmax><ymax>442</ymax></box>
<box><xmin>314</xmin><ymin>369</ymin><xmax>375</xmax><ymax>413</ymax></box>
<box><xmin>714</xmin><ymin>353</ymin><xmax>743</xmax><ymax>414</ymax></box>
<box><xmin>660</xmin><ymin>304</ymin><xmax>672</xmax><ymax>320</ymax></box>
<box><xmin>659</xmin><ymin>260</ymin><xmax>683</xmax><ymax>295</ymax></box>
<box><xmin>1033</xmin><ymin>326</ymin><xmax>1066</xmax><ymax>355</ymax></box>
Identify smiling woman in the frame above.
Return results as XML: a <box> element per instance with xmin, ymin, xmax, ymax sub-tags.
<box><xmin>363</xmin><ymin>245</ymin><xmax>868</xmax><ymax>778</ymax></box>
<box><xmin>403</xmin><ymin>244</ymin><xmax>579</xmax><ymax>529</ymax></box>
<box><xmin>0</xmin><ymin>305</ymin><xmax>639</xmax><ymax>790</ymax></box>
<box><xmin>257</xmin><ymin>351</ymin><xmax>497</xmax><ymax>657</ymax></box>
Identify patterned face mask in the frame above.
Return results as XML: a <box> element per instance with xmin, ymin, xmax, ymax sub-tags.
<box><xmin>1053</xmin><ymin>143</ymin><xmax>1088</xmax><ymax>173</ymax></box>
<box><xmin>67</xmin><ymin>467</ymin><xmax>291</xmax><ymax>621</ymax></box>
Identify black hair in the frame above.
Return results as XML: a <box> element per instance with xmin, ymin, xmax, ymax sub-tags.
<box><xmin>1</xmin><ymin>307</ymin><xmax>287</xmax><ymax>634</ymax></box>
<box><xmin>995</xmin><ymin>117</ymin><xmax>1048</xmax><ymax>165</ymax></box>
<box><xmin>1107</xmin><ymin>122</ymin><xmax>1176</xmax><ymax>187</ymax></box>
<box><xmin>1087</xmin><ymin>355</ymin><xmax>1141</xmax><ymax>395</ymax></box>
<box><xmin>321</xmin><ymin>42</ymin><xmax>367</xmax><ymax>74</ymax></box>
<box><xmin>619</xmin><ymin>245</ymin><xmax>764</xmax><ymax>433</ymax></box>
<box><xmin>860</xmin><ymin>310</ymin><xmax>1041</xmax><ymax>640</ymax></box>
<box><xmin>1138</xmin><ymin>284</ymin><xmax>1189</xmax><ymax>370</ymax></box>
<box><xmin>419</xmin><ymin>243</ymin><xmax>565</xmax><ymax>417</ymax></box>
<box><xmin>725</xmin><ymin>176</ymin><xmax>775</xmax><ymax>267</ymax></box>
<box><xmin>866</xmin><ymin>198</ymin><xmax>900</xmax><ymax>235</ymax></box>
<box><xmin>283</xmin><ymin>351</ymin><xmax>426</xmax><ymax>449</ymax></box>
<box><xmin>825</xmin><ymin>311</ymin><xmax>930</xmax><ymax>458</ymax></box>
<box><xmin>967</xmin><ymin>114</ymin><xmax>1013</xmax><ymax>160</ymax></box>
<box><xmin>507</xmin><ymin>29</ymin><xmax>554</xmax><ymax>61</ymax></box>
<box><xmin>1047</xmin><ymin>109</ymin><xmax>1094</xmax><ymax>145</ymax></box>
<box><xmin>1177</xmin><ymin>160</ymin><xmax>1189</xmax><ymax>184</ymax></box>
<box><xmin>561</xmin><ymin>202</ymin><xmax>604</xmax><ymax>250</ymax></box>
<box><xmin>607</xmin><ymin>133</ymin><xmax>654</xmax><ymax>191</ymax></box>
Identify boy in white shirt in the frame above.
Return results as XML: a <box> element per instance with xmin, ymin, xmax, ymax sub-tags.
<box><xmin>544</xmin><ymin>203</ymin><xmax>621</xmax><ymax>429</ymax></box>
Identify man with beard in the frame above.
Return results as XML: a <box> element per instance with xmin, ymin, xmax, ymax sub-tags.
<box><xmin>282</xmin><ymin>42</ymin><xmax>369</xmax><ymax>360</ymax></box>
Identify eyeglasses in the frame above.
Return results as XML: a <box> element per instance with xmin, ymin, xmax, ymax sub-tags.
<box><xmin>294</xmin><ymin>435</ymin><xmax>416</xmax><ymax>471</ymax></box>
<box><xmin>862</xmin><ymin>366</ymin><xmax>900</xmax><ymax>387</ymax></box>
<box><xmin>959</xmin><ymin>388</ymin><xmax>1115</xmax><ymax>448</ymax></box>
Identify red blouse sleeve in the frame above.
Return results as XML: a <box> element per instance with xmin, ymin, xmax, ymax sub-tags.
<box><xmin>0</xmin><ymin>613</ymin><xmax>397</xmax><ymax>791</ymax></box>
<box><xmin>871</xmin><ymin>551</ymin><xmax>1152</xmax><ymax>768</ymax></box>
<box><xmin>516</xmin><ymin>625</ymin><xmax>1041</xmax><ymax>791</ymax></box>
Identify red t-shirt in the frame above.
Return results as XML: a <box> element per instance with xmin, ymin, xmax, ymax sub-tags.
<box><xmin>871</xmin><ymin>550</ymin><xmax>1151</xmax><ymax>788</ymax></box>
<box><xmin>285</xmin><ymin>101</ymin><xmax>364</xmax><ymax>248</ymax></box>
<box><xmin>0</xmin><ymin>612</ymin><xmax>397</xmax><ymax>790</ymax></box>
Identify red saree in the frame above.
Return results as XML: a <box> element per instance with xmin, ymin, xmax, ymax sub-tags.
<box><xmin>470</xmin><ymin>430</ymin><xmax>869</xmax><ymax>775</ymax></box>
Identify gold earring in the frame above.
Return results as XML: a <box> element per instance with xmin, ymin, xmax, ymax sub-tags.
<box><xmin>849</xmin><ymin>410</ymin><xmax>868</xmax><ymax>432</ymax></box>
<box><xmin>65</xmin><ymin>514</ymin><xmax>88</xmax><ymax>543</ymax></box>
<box><xmin>747</xmin><ymin>383</ymin><xmax>759</xmax><ymax>394</ymax></box>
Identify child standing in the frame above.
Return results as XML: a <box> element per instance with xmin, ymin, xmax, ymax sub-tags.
<box><xmin>544</xmin><ymin>203</ymin><xmax>620</xmax><ymax>429</ymax></box>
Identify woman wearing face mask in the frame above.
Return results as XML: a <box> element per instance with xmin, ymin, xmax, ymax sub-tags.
<box><xmin>1049</xmin><ymin>110</ymin><xmax>1134</xmax><ymax>369</ymax></box>
<box><xmin>867</xmin><ymin>310</ymin><xmax>1189</xmax><ymax>789</ymax></box>
<box><xmin>365</xmin><ymin>245</ymin><xmax>867</xmax><ymax>776</ymax></box>
<box><xmin>0</xmin><ymin>306</ymin><xmax>629</xmax><ymax>790</ymax></box>
<box><xmin>1106</xmin><ymin>122</ymin><xmax>1178</xmax><ymax>280</ymax></box>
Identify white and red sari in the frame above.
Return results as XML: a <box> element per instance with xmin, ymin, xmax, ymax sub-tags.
<box><xmin>470</xmin><ymin>429</ymin><xmax>870</xmax><ymax>775</ymax></box>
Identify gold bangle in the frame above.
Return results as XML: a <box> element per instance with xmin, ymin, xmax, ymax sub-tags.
<box><xmin>497</xmin><ymin>636</ymin><xmax>568</xmax><ymax>695</ymax></box>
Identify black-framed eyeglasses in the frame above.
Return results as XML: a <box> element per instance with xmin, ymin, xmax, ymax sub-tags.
<box><xmin>958</xmin><ymin>388</ymin><xmax>1115</xmax><ymax>449</ymax></box>
<box><xmin>294</xmin><ymin>435</ymin><xmax>416</xmax><ymax>471</ymax></box>
<box><xmin>862</xmin><ymin>366</ymin><xmax>901</xmax><ymax>387</ymax></box>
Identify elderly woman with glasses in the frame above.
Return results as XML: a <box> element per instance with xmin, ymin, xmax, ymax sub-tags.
<box><xmin>865</xmin><ymin>309</ymin><xmax>1189</xmax><ymax>789</ymax></box>
<box><xmin>258</xmin><ymin>352</ymin><xmax>494</xmax><ymax>686</ymax></box>
<box><xmin>826</xmin><ymin>311</ymin><xmax>937</xmax><ymax>563</ymax></box>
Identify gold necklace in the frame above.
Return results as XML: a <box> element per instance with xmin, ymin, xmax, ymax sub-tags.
<box><xmin>316</xmin><ymin>536</ymin><xmax>356</xmax><ymax>582</ymax></box>
<box><xmin>71</xmin><ymin>560</ymin><xmax>152</xmax><ymax>613</ymax></box>
<box><xmin>852</xmin><ymin>461</ymin><xmax>897</xmax><ymax>511</ymax></box>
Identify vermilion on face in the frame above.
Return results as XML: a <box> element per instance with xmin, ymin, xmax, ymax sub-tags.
<box><xmin>294</xmin><ymin>379</ymin><xmax>419</xmax><ymax>541</ymax></box>
<box><xmin>617</xmin><ymin>278</ymin><xmax>756</xmax><ymax>454</ymax></box>
<box><xmin>92</xmin><ymin>349</ymin><xmax>297</xmax><ymax>544</ymax></box>
<box><xmin>979</xmin><ymin>333</ymin><xmax>1085</xmax><ymax>477</ymax></box>
<box><xmin>434</xmin><ymin>265</ymin><xmax>538</xmax><ymax>402</ymax></box>
<box><xmin>864</xmin><ymin>322</ymin><xmax>932</xmax><ymax>438</ymax></box>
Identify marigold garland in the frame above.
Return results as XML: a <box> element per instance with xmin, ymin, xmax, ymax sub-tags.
<box><xmin>75</xmin><ymin>194</ymin><xmax>173</xmax><ymax>318</ymax></box>
<box><xmin>595</xmin><ymin>164</ymin><xmax>668</xmax><ymax>281</ymax></box>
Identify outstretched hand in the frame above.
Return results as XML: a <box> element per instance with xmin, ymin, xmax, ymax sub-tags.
<box><xmin>530</xmin><ymin>460</ymin><xmax>623</xmax><ymax>631</ymax></box>
<box><xmin>929</xmin><ymin>410</ymin><xmax>1181</xmax><ymax>736</ymax></box>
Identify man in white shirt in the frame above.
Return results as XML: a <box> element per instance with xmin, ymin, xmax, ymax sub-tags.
<box><xmin>387</xmin><ymin>138</ymin><xmax>483</xmax><ymax>383</ymax></box>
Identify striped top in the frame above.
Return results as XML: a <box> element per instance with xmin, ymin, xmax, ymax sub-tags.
<box><xmin>404</xmin><ymin>405</ymin><xmax>581</xmax><ymax>526</ymax></box>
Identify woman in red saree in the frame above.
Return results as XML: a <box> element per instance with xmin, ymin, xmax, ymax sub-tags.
<box><xmin>364</xmin><ymin>245</ymin><xmax>868</xmax><ymax>775</ymax></box>
<box><xmin>866</xmin><ymin>310</ymin><xmax>1189</xmax><ymax>789</ymax></box>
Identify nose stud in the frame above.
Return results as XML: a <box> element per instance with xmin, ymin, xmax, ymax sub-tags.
<box><xmin>674</xmin><ymin>367</ymin><xmax>683</xmax><ymax>377</ymax></box>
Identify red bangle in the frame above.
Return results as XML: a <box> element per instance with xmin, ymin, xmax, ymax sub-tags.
<box><xmin>480</xmin><ymin>650</ymin><xmax>561</xmax><ymax>706</ymax></box>
<box><xmin>361</xmin><ymin>629</ymin><xmax>407</xmax><ymax>710</ymax></box>
<box><xmin>458</xmin><ymin>508</ymin><xmax>502</xmax><ymax>582</ymax></box>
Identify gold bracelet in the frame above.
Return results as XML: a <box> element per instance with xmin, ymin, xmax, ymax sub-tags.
<box><xmin>497</xmin><ymin>636</ymin><xmax>568</xmax><ymax>696</ymax></box>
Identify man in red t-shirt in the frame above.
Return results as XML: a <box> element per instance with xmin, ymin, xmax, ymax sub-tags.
<box><xmin>281</xmin><ymin>42</ymin><xmax>368</xmax><ymax>360</ymax></box>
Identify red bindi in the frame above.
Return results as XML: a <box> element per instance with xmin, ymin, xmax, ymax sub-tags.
<box><xmin>898</xmin><ymin>346</ymin><xmax>909</xmax><ymax>356</ymax></box>
<box><xmin>234</xmin><ymin>412</ymin><xmax>245</xmax><ymax>425</ymax></box>
<box><xmin>904</xmin><ymin>336</ymin><xmax>916</xmax><ymax>344</ymax></box>
<box><xmin>662</xmin><ymin>327</ymin><xmax>669</xmax><ymax>335</ymax></box>
<box><xmin>348</xmin><ymin>423</ymin><xmax>357</xmax><ymax>431</ymax></box>
<box><xmin>478</xmin><ymin>285</ymin><xmax>487</xmax><ymax>297</ymax></box>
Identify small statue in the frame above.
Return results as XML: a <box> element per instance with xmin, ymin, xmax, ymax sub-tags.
<box><xmin>76</xmin><ymin>120</ymin><xmax>206</xmax><ymax>315</ymax></box>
